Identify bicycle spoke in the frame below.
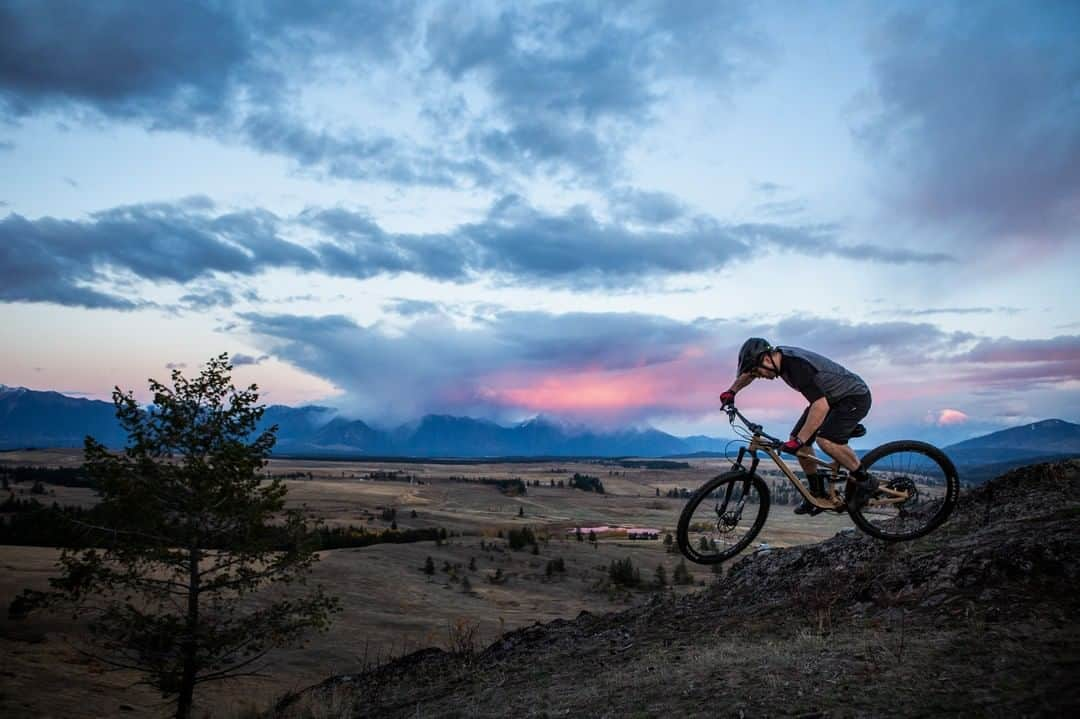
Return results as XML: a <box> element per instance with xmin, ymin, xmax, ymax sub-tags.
<box><xmin>678</xmin><ymin>473</ymin><xmax>769</xmax><ymax>564</ymax></box>
<box><xmin>852</xmin><ymin>444</ymin><xmax>956</xmax><ymax>540</ymax></box>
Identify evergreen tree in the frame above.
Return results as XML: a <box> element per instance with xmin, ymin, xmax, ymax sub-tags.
<box><xmin>673</xmin><ymin>558</ymin><xmax>694</xmax><ymax>585</ymax></box>
<box><xmin>12</xmin><ymin>355</ymin><xmax>337</xmax><ymax>719</ymax></box>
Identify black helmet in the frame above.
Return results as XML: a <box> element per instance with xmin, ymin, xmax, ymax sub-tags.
<box><xmin>738</xmin><ymin>337</ymin><xmax>772</xmax><ymax>375</ymax></box>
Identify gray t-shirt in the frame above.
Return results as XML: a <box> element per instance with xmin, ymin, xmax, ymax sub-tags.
<box><xmin>775</xmin><ymin>345</ymin><xmax>870</xmax><ymax>403</ymax></box>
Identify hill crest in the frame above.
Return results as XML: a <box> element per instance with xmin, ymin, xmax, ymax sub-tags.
<box><xmin>275</xmin><ymin>460</ymin><xmax>1080</xmax><ymax>718</ymax></box>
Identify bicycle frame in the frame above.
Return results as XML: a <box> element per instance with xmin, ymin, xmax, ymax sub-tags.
<box><xmin>726</xmin><ymin>406</ymin><xmax>910</xmax><ymax>511</ymax></box>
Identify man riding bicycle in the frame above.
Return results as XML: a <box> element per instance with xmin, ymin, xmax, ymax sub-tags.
<box><xmin>719</xmin><ymin>338</ymin><xmax>878</xmax><ymax>513</ymax></box>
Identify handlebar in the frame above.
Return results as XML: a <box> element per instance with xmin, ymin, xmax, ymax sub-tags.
<box><xmin>722</xmin><ymin>404</ymin><xmax>784</xmax><ymax>447</ymax></box>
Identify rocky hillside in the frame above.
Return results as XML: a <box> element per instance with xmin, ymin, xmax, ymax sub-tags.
<box><xmin>273</xmin><ymin>460</ymin><xmax>1080</xmax><ymax>718</ymax></box>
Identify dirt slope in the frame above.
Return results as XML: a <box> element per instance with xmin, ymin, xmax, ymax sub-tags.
<box><xmin>275</xmin><ymin>460</ymin><xmax>1080</xmax><ymax>718</ymax></box>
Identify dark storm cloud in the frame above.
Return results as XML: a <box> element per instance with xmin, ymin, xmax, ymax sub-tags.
<box><xmin>0</xmin><ymin>0</ymin><xmax>249</xmax><ymax>126</ymax></box>
<box><xmin>426</xmin><ymin>1</ymin><xmax>768</xmax><ymax>182</ymax></box>
<box><xmin>0</xmin><ymin>1</ymin><xmax>770</xmax><ymax>187</ymax></box>
<box><xmin>857</xmin><ymin>2</ymin><xmax>1080</xmax><ymax>239</ymax></box>
<box><xmin>0</xmin><ymin>199</ymin><xmax>317</xmax><ymax>308</ymax></box>
<box><xmin>2</xmin><ymin>193</ymin><xmax>955</xmax><ymax>309</ymax></box>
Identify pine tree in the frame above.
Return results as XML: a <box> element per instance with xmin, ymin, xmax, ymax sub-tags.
<box><xmin>12</xmin><ymin>355</ymin><xmax>338</xmax><ymax>719</ymax></box>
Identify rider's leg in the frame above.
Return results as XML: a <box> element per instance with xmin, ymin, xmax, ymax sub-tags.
<box><xmin>815</xmin><ymin>437</ymin><xmax>858</xmax><ymax>471</ymax></box>
<box><xmin>818</xmin><ymin>435</ymin><xmax>878</xmax><ymax>509</ymax></box>
<box><xmin>792</xmin><ymin>443</ymin><xmax>825</xmax><ymax>514</ymax></box>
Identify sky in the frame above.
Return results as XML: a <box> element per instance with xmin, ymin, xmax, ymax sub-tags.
<box><xmin>1</xmin><ymin>0</ymin><xmax>1077</xmax><ymax>446</ymax></box>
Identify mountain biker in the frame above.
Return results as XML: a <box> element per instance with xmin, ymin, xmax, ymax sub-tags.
<box><xmin>719</xmin><ymin>338</ymin><xmax>878</xmax><ymax>514</ymax></box>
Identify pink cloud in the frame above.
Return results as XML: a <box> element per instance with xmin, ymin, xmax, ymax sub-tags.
<box><xmin>933</xmin><ymin>408</ymin><xmax>969</xmax><ymax>426</ymax></box>
<box><xmin>469</xmin><ymin>355</ymin><xmax>812</xmax><ymax>425</ymax></box>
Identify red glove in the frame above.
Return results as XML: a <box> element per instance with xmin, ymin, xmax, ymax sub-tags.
<box><xmin>720</xmin><ymin>390</ymin><xmax>736</xmax><ymax>406</ymax></box>
<box><xmin>780</xmin><ymin>438</ymin><xmax>803</xmax><ymax>454</ymax></box>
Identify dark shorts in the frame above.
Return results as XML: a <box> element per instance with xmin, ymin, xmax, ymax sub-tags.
<box><xmin>791</xmin><ymin>392</ymin><xmax>871</xmax><ymax>445</ymax></box>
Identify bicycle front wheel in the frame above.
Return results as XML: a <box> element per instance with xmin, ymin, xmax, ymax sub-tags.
<box><xmin>848</xmin><ymin>440</ymin><xmax>960</xmax><ymax>541</ymax></box>
<box><xmin>677</xmin><ymin>470</ymin><xmax>770</xmax><ymax>564</ymax></box>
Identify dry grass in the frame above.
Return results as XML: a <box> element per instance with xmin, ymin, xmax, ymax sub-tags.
<box><xmin>0</xmin><ymin>454</ymin><xmax>848</xmax><ymax>718</ymax></box>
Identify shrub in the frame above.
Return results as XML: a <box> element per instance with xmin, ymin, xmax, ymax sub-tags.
<box><xmin>673</xmin><ymin>558</ymin><xmax>694</xmax><ymax>585</ymax></box>
<box><xmin>608</xmin><ymin>557</ymin><xmax>641</xmax><ymax>587</ymax></box>
<box><xmin>545</xmin><ymin>558</ymin><xmax>566</xmax><ymax>577</ymax></box>
<box><xmin>507</xmin><ymin>526</ymin><xmax>535</xmax><ymax>550</ymax></box>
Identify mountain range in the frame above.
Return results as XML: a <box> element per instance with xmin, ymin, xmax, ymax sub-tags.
<box><xmin>2</xmin><ymin>385</ymin><xmax>1079</xmax><ymax>473</ymax></box>
<box><xmin>0</xmin><ymin>385</ymin><xmax>717</xmax><ymax>457</ymax></box>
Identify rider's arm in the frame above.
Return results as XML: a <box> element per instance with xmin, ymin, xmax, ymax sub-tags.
<box><xmin>794</xmin><ymin>397</ymin><xmax>830</xmax><ymax>443</ymax></box>
<box><xmin>727</xmin><ymin>372</ymin><xmax>756</xmax><ymax>394</ymax></box>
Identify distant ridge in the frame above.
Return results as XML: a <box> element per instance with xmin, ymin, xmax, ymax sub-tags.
<box><xmin>943</xmin><ymin>418</ymin><xmax>1080</xmax><ymax>483</ymax></box>
<box><xmin>945</xmin><ymin>418</ymin><xmax>1080</xmax><ymax>453</ymax></box>
<box><xmin>0</xmin><ymin>386</ymin><xmax>724</xmax><ymax>457</ymax></box>
<box><xmin>3</xmin><ymin>385</ymin><xmax>1078</xmax><ymax>464</ymax></box>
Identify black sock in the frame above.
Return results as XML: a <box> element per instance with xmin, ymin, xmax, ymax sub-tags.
<box><xmin>806</xmin><ymin>473</ymin><xmax>824</xmax><ymax>496</ymax></box>
<box><xmin>850</xmin><ymin>465</ymin><xmax>867</xmax><ymax>481</ymax></box>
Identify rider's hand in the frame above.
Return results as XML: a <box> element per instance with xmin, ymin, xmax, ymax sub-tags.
<box><xmin>719</xmin><ymin>390</ymin><xmax>736</xmax><ymax>407</ymax></box>
<box><xmin>780</xmin><ymin>438</ymin><xmax>803</xmax><ymax>455</ymax></box>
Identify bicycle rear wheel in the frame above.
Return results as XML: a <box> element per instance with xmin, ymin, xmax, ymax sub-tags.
<box><xmin>677</xmin><ymin>470</ymin><xmax>770</xmax><ymax>564</ymax></box>
<box><xmin>847</xmin><ymin>440</ymin><xmax>960</xmax><ymax>541</ymax></box>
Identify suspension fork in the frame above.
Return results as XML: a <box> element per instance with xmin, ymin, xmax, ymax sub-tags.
<box><xmin>720</xmin><ymin>449</ymin><xmax>760</xmax><ymax>519</ymax></box>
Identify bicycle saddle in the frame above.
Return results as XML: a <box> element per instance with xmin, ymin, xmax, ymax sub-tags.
<box><xmin>850</xmin><ymin>423</ymin><xmax>867</xmax><ymax>438</ymax></box>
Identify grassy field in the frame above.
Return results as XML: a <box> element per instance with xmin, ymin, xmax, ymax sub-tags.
<box><xmin>0</xmin><ymin>451</ymin><xmax>851</xmax><ymax>717</ymax></box>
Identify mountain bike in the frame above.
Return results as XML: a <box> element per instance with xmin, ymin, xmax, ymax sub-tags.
<box><xmin>676</xmin><ymin>404</ymin><xmax>960</xmax><ymax>564</ymax></box>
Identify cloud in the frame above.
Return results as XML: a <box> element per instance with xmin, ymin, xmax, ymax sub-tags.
<box><xmin>607</xmin><ymin>187</ymin><xmax>688</xmax><ymax>226</ymax></box>
<box><xmin>0</xmin><ymin>0</ymin><xmax>250</xmax><ymax>126</ymax></box>
<box><xmin>0</xmin><ymin>2</ymin><xmax>772</xmax><ymax>187</ymax></box>
<box><xmin>382</xmin><ymin>298</ymin><xmax>446</xmax><ymax>317</ymax></box>
<box><xmin>0</xmin><ymin>199</ymin><xmax>318</xmax><ymax>308</ymax></box>
<box><xmin>929</xmin><ymin>408</ymin><xmax>968</xmax><ymax>426</ymax></box>
<box><xmin>241</xmin><ymin>309</ymin><xmax>724</xmax><ymax>425</ymax></box>
<box><xmin>231</xmin><ymin>353</ymin><xmax>269</xmax><ymax>367</ymax></box>
<box><xmin>2</xmin><ymin>194</ymin><xmax>956</xmax><ymax>310</ymax></box>
<box><xmin>240</xmin><ymin>309</ymin><xmax>1064</xmax><ymax>429</ymax></box>
<box><xmin>856</xmin><ymin>3</ymin><xmax>1080</xmax><ymax>240</ymax></box>
<box><xmin>870</xmin><ymin>306</ymin><xmax>1022</xmax><ymax>317</ymax></box>
<box><xmin>960</xmin><ymin>335</ymin><xmax>1080</xmax><ymax>364</ymax></box>
<box><xmin>424</xmin><ymin>2</ymin><xmax>770</xmax><ymax>183</ymax></box>
<box><xmin>165</xmin><ymin>362</ymin><xmax>187</xmax><ymax>370</ymax></box>
<box><xmin>177</xmin><ymin>288</ymin><xmax>237</xmax><ymax>310</ymax></box>
<box><xmin>953</xmin><ymin>335</ymin><xmax>1080</xmax><ymax>389</ymax></box>
<box><xmin>769</xmin><ymin>316</ymin><xmax>975</xmax><ymax>364</ymax></box>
